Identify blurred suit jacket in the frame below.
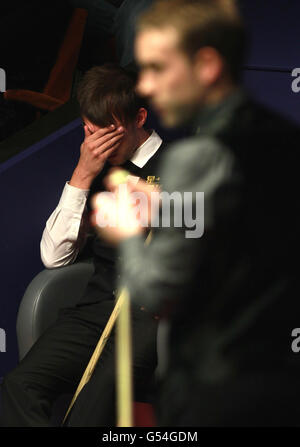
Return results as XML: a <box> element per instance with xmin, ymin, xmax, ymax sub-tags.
<box><xmin>120</xmin><ymin>89</ymin><xmax>300</xmax><ymax>426</ymax></box>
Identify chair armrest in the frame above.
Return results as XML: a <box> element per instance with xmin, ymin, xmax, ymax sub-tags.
<box><xmin>4</xmin><ymin>89</ymin><xmax>64</xmax><ymax>111</ymax></box>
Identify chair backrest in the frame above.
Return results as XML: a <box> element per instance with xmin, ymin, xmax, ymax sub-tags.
<box><xmin>16</xmin><ymin>261</ymin><xmax>94</xmax><ymax>361</ymax></box>
<box><xmin>43</xmin><ymin>8</ymin><xmax>88</xmax><ymax>102</ymax></box>
<box><xmin>3</xmin><ymin>8</ymin><xmax>88</xmax><ymax>113</ymax></box>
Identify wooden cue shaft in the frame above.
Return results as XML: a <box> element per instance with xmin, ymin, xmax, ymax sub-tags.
<box><xmin>62</xmin><ymin>291</ymin><xmax>125</xmax><ymax>425</ymax></box>
<box><xmin>62</xmin><ymin>231</ymin><xmax>152</xmax><ymax>426</ymax></box>
<box><xmin>116</xmin><ymin>231</ymin><xmax>153</xmax><ymax>427</ymax></box>
<box><xmin>116</xmin><ymin>287</ymin><xmax>133</xmax><ymax>427</ymax></box>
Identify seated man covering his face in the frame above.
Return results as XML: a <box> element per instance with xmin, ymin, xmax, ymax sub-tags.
<box><xmin>0</xmin><ymin>65</ymin><xmax>166</xmax><ymax>427</ymax></box>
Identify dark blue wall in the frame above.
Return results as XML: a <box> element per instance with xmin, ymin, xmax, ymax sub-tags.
<box><xmin>243</xmin><ymin>69</ymin><xmax>300</xmax><ymax>124</ymax></box>
<box><xmin>0</xmin><ymin>120</ymin><xmax>83</xmax><ymax>376</ymax></box>
<box><xmin>241</xmin><ymin>0</ymin><xmax>300</xmax><ymax>123</ymax></box>
<box><xmin>1</xmin><ymin>0</ymin><xmax>300</xmax><ymax>378</ymax></box>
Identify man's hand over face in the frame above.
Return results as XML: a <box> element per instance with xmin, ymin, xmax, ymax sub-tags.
<box><xmin>70</xmin><ymin>124</ymin><xmax>125</xmax><ymax>189</ymax></box>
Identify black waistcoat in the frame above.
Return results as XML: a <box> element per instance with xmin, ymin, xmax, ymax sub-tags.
<box><xmin>78</xmin><ymin>142</ymin><xmax>167</xmax><ymax>305</ymax></box>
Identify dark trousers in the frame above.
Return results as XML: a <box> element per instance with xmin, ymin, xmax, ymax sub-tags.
<box><xmin>0</xmin><ymin>301</ymin><xmax>157</xmax><ymax>427</ymax></box>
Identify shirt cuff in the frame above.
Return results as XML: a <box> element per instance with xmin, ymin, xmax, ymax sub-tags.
<box><xmin>58</xmin><ymin>182</ymin><xmax>89</xmax><ymax>213</ymax></box>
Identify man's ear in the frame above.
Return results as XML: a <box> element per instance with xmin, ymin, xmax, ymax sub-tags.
<box><xmin>194</xmin><ymin>47</ymin><xmax>224</xmax><ymax>86</ymax></box>
<box><xmin>136</xmin><ymin>107</ymin><xmax>148</xmax><ymax>128</ymax></box>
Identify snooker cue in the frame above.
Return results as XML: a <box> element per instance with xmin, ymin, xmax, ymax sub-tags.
<box><xmin>62</xmin><ymin>231</ymin><xmax>152</xmax><ymax>426</ymax></box>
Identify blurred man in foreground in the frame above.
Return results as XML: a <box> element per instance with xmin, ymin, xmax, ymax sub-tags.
<box><xmin>92</xmin><ymin>0</ymin><xmax>300</xmax><ymax>426</ymax></box>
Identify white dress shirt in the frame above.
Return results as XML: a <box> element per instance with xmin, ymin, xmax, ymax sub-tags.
<box><xmin>40</xmin><ymin>130</ymin><xmax>162</xmax><ymax>268</ymax></box>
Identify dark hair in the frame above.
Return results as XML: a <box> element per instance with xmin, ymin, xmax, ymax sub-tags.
<box><xmin>138</xmin><ymin>0</ymin><xmax>246</xmax><ymax>82</ymax></box>
<box><xmin>77</xmin><ymin>64</ymin><xmax>145</xmax><ymax>126</ymax></box>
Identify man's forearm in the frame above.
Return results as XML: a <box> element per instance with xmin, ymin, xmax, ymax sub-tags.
<box><xmin>69</xmin><ymin>166</ymin><xmax>95</xmax><ymax>190</ymax></box>
<box><xmin>40</xmin><ymin>182</ymin><xmax>89</xmax><ymax>268</ymax></box>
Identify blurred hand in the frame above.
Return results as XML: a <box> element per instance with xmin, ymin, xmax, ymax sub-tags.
<box><xmin>91</xmin><ymin>181</ymin><xmax>142</xmax><ymax>245</ymax></box>
<box><xmin>70</xmin><ymin>124</ymin><xmax>125</xmax><ymax>189</ymax></box>
<box><xmin>91</xmin><ymin>168</ymin><xmax>160</xmax><ymax>244</ymax></box>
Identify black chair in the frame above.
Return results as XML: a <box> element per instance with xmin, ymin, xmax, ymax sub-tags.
<box><xmin>16</xmin><ymin>261</ymin><xmax>94</xmax><ymax>425</ymax></box>
<box><xmin>17</xmin><ymin>261</ymin><xmax>94</xmax><ymax>361</ymax></box>
<box><xmin>16</xmin><ymin>261</ymin><xmax>158</xmax><ymax>426</ymax></box>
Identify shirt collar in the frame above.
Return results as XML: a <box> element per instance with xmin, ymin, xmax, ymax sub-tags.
<box><xmin>193</xmin><ymin>88</ymin><xmax>246</xmax><ymax>137</ymax></box>
<box><xmin>130</xmin><ymin>130</ymin><xmax>162</xmax><ymax>168</ymax></box>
